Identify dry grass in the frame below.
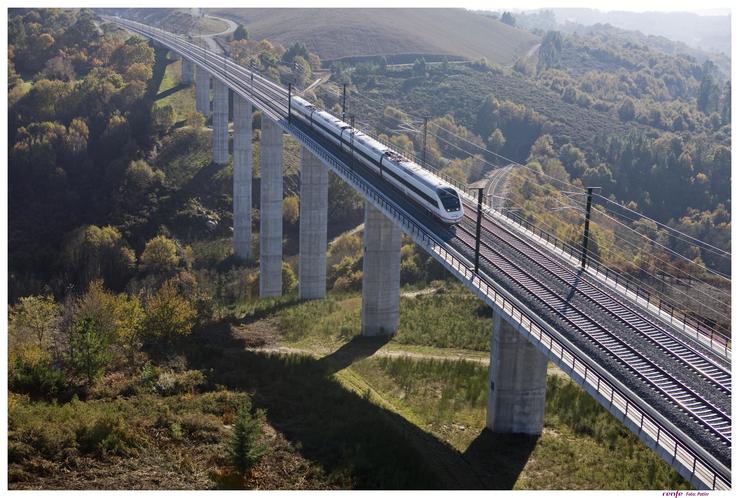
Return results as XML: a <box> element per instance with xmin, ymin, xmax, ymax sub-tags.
<box><xmin>208</xmin><ymin>8</ymin><xmax>538</xmax><ymax>65</ymax></box>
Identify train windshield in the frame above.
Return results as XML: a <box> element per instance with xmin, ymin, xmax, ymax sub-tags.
<box><xmin>437</xmin><ymin>188</ymin><xmax>461</xmax><ymax>212</ymax></box>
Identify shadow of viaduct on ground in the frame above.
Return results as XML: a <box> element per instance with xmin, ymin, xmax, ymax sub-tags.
<box><xmin>182</xmin><ymin>318</ymin><xmax>537</xmax><ymax>489</ymax></box>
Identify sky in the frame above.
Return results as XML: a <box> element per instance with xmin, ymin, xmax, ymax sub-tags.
<box><xmin>8</xmin><ymin>0</ymin><xmax>733</xmax><ymax>15</ymax></box>
<box><xmin>458</xmin><ymin>1</ymin><xmax>730</xmax><ymax>15</ymax></box>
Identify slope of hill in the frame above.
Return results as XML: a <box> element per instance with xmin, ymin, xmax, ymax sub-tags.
<box><xmin>207</xmin><ymin>8</ymin><xmax>539</xmax><ymax>65</ymax></box>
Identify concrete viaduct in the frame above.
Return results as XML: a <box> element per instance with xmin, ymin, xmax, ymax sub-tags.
<box><xmin>183</xmin><ymin>33</ymin><xmax>545</xmax><ymax>435</ymax></box>
<box><xmin>110</xmin><ymin>17</ymin><xmax>730</xmax><ymax>490</ymax></box>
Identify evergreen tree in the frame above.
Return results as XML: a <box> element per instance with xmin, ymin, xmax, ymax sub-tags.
<box><xmin>537</xmin><ymin>31</ymin><xmax>562</xmax><ymax>72</ymax></box>
<box><xmin>228</xmin><ymin>403</ymin><xmax>267</xmax><ymax>475</ymax></box>
<box><xmin>68</xmin><ymin>317</ymin><xmax>111</xmax><ymax>387</ymax></box>
<box><xmin>720</xmin><ymin>80</ymin><xmax>731</xmax><ymax>125</ymax></box>
<box><xmin>697</xmin><ymin>61</ymin><xmax>720</xmax><ymax>115</ymax></box>
<box><xmin>233</xmin><ymin>24</ymin><xmax>248</xmax><ymax>41</ymax></box>
<box><xmin>501</xmin><ymin>11</ymin><xmax>516</xmax><ymax>26</ymax></box>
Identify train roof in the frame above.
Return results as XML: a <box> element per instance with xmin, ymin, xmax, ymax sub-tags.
<box><xmin>310</xmin><ymin>108</ymin><xmax>457</xmax><ymax>195</ymax></box>
<box><xmin>398</xmin><ymin>160</ymin><xmax>451</xmax><ymax>191</ymax></box>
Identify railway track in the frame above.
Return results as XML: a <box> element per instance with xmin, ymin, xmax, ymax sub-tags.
<box><xmin>462</xmin><ymin>206</ymin><xmax>732</xmax><ymax>396</ymax></box>
<box><xmin>454</xmin><ymin>204</ymin><xmax>731</xmax><ymax>449</ymax></box>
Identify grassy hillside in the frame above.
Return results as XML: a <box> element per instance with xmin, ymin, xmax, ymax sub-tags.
<box><xmin>207</xmin><ymin>8</ymin><xmax>539</xmax><ymax>65</ymax></box>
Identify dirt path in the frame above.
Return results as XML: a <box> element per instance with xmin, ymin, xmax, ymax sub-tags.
<box><xmin>237</xmin><ymin>321</ymin><xmax>568</xmax><ymax>380</ymax></box>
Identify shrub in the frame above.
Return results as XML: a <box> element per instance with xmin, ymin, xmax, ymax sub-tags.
<box><xmin>177</xmin><ymin>411</ymin><xmax>222</xmax><ymax>442</ymax></box>
<box><xmin>155</xmin><ymin>369</ymin><xmax>207</xmax><ymax>396</ymax></box>
<box><xmin>76</xmin><ymin>410</ymin><xmax>139</xmax><ymax>456</ymax></box>
<box><xmin>9</xmin><ymin>347</ymin><xmax>67</xmax><ymax>398</ymax></box>
<box><xmin>329</xmin><ymin>232</ymin><xmax>362</xmax><ymax>260</ymax></box>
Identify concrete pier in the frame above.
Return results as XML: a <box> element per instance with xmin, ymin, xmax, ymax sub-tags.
<box><xmin>361</xmin><ymin>203</ymin><xmax>401</xmax><ymax>336</ymax></box>
<box><xmin>259</xmin><ymin>118</ymin><xmax>283</xmax><ymax>298</ymax></box>
<box><xmin>212</xmin><ymin>79</ymin><xmax>229</xmax><ymax>165</ymax></box>
<box><xmin>486</xmin><ymin>311</ymin><xmax>548</xmax><ymax>434</ymax></box>
<box><xmin>181</xmin><ymin>57</ymin><xmax>194</xmax><ymax>85</ymax></box>
<box><xmin>298</xmin><ymin>147</ymin><xmax>328</xmax><ymax>299</ymax></box>
<box><xmin>195</xmin><ymin>65</ymin><xmax>211</xmax><ymax>117</ymax></box>
<box><xmin>233</xmin><ymin>95</ymin><xmax>252</xmax><ymax>259</ymax></box>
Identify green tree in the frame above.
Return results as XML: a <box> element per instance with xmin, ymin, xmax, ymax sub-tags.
<box><xmin>68</xmin><ymin>317</ymin><xmax>112</xmax><ymax>387</ymax></box>
<box><xmin>142</xmin><ymin>281</ymin><xmax>197</xmax><ymax>341</ymax></box>
<box><xmin>62</xmin><ymin>225</ymin><xmax>136</xmax><ymax>291</ymax></box>
<box><xmin>282</xmin><ymin>263</ymin><xmax>298</xmax><ymax>294</ymax></box>
<box><xmin>151</xmin><ymin>104</ymin><xmax>176</xmax><ymax>135</ymax></box>
<box><xmin>720</xmin><ymin>80</ymin><xmax>731</xmax><ymax>125</ymax></box>
<box><xmin>233</xmin><ymin>24</ymin><xmax>248</xmax><ymax>41</ymax></box>
<box><xmin>282</xmin><ymin>42</ymin><xmax>309</xmax><ymax>64</ymax></box>
<box><xmin>488</xmin><ymin>128</ymin><xmax>506</xmax><ymax>153</ymax></box>
<box><xmin>412</xmin><ymin>57</ymin><xmax>427</xmax><ymax>76</ymax></box>
<box><xmin>228</xmin><ymin>402</ymin><xmax>267</xmax><ymax>475</ymax></box>
<box><xmin>283</xmin><ymin>196</ymin><xmax>300</xmax><ymax>226</ymax></box>
<box><xmin>697</xmin><ymin>61</ymin><xmax>720</xmax><ymax>115</ymax></box>
<box><xmin>618</xmin><ymin>98</ymin><xmax>636</xmax><ymax>122</ymax></box>
<box><xmin>124</xmin><ymin>62</ymin><xmax>152</xmax><ymax>82</ymax></box>
<box><xmin>501</xmin><ymin>11</ymin><xmax>516</xmax><ymax>26</ymax></box>
<box><xmin>113</xmin><ymin>294</ymin><xmax>145</xmax><ymax>365</ymax></box>
<box><xmin>537</xmin><ymin>31</ymin><xmax>563</xmax><ymax>72</ymax></box>
<box><xmin>292</xmin><ymin>55</ymin><xmax>312</xmax><ymax>87</ymax></box>
<box><xmin>140</xmin><ymin>235</ymin><xmax>181</xmax><ymax>275</ymax></box>
<box><xmin>10</xmin><ymin>295</ymin><xmax>61</xmax><ymax>350</ymax></box>
<box><xmin>72</xmin><ymin>281</ymin><xmax>140</xmax><ymax>370</ymax></box>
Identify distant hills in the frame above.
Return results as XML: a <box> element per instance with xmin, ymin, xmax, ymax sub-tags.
<box><xmin>527</xmin><ymin>8</ymin><xmax>730</xmax><ymax>56</ymax></box>
<box><xmin>206</xmin><ymin>8</ymin><xmax>539</xmax><ymax>65</ymax></box>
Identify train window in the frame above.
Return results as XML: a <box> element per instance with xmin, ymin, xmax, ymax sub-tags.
<box><xmin>437</xmin><ymin>188</ymin><xmax>461</xmax><ymax>211</ymax></box>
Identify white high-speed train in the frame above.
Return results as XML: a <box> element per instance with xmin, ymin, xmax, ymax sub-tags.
<box><xmin>290</xmin><ymin>96</ymin><xmax>464</xmax><ymax>224</ymax></box>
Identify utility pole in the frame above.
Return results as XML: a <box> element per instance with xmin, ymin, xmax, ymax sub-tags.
<box><xmin>288</xmin><ymin>83</ymin><xmax>293</xmax><ymax>124</ymax></box>
<box><xmin>422</xmin><ymin>116</ymin><xmax>429</xmax><ymax>167</ymax></box>
<box><xmin>350</xmin><ymin>115</ymin><xmax>355</xmax><ymax>165</ymax></box>
<box><xmin>250</xmin><ymin>59</ymin><xmax>256</xmax><ymax>96</ymax></box>
<box><xmin>472</xmin><ymin>187</ymin><xmax>484</xmax><ymax>273</ymax></box>
<box><xmin>580</xmin><ymin>187</ymin><xmax>598</xmax><ymax>270</ymax></box>
<box><xmin>342</xmin><ymin>83</ymin><xmax>347</xmax><ymax>121</ymax></box>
